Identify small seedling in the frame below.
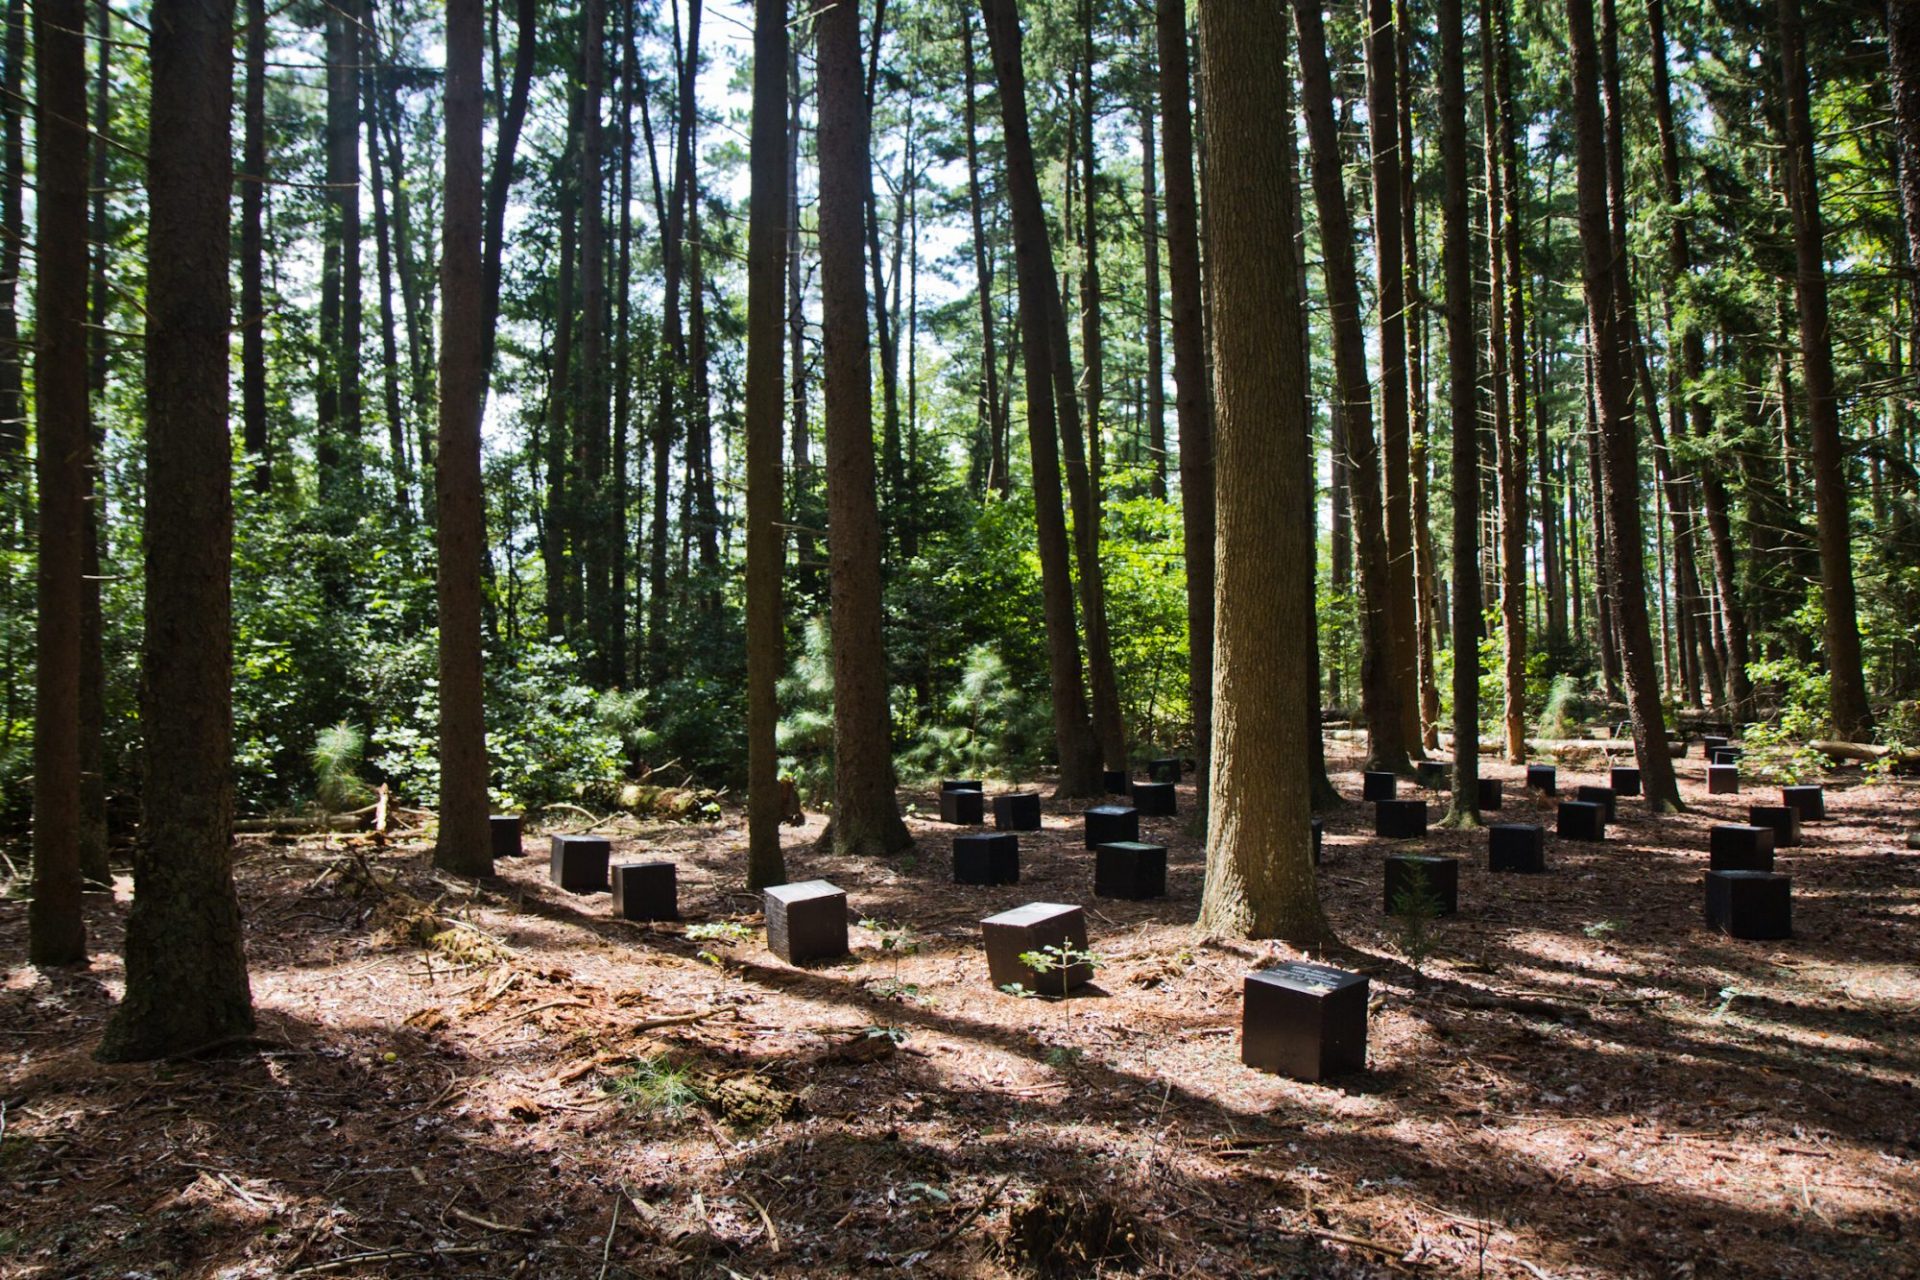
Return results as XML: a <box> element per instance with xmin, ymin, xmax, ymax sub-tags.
<box><xmin>1582</xmin><ymin>919</ymin><xmax>1620</xmax><ymax>940</ymax></box>
<box><xmin>686</xmin><ymin>921</ymin><xmax>754</xmax><ymax>945</ymax></box>
<box><xmin>603</xmin><ymin>1054</ymin><xmax>702</xmax><ymax>1119</ymax></box>
<box><xmin>1389</xmin><ymin>868</ymin><xmax>1445</xmax><ymax>976</ymax></box>
<box><xmin>1710</xmin><ymin>986</ymin><xmax>1744</xmax><ymax>1019</ymax></box>
<box><xmin>861</xmin><ymin>1024</ymin><xmax>909</xmax><ymax>1045</ymax></box>
<box><xmin>1016</xmin><ymin>943</ymin><xmax>1104</xmax><ymax>1061</ymax></box>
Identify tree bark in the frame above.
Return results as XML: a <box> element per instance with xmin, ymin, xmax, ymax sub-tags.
<box><xmin>581</xmin><ymin>0</ymin><xmax>610</xmax><ymax>676</ymax></box>
<box><xmin>99</xmin><ymin>0</ymin><xmax>254</xmax><ymax>1058</ymax></box>
<box><xmin>1293</xmin><ymin>0</ymin><xmax>1409</xmax><ymax>775</ymax></box>
<box><xmin>745</xmin><ymin>0</ymin><xmax>790</xmax><ymax>890</ymax></box>
<box><xmin>237</xmin><ymin>0</ymin><xmax>268</xmax><ymax>491</ymax></box>
<box><xmin>816</xmin><ymin>0</ymin><xmax>911</xmax><ymax>854</ymax></box>
<box><xmin>429</xmin><ymin>0</ymin><xmax>492</xmax><ymax>878</ymax></box>
<box><xmin>1778</xmin><ymin>0</ymin><xmax>1873</xmax><ymax>738</ymax></box>
<box><xmin>1140</xmin><ymin>56</ymin><xmax>1166</xmax><ymax>503</ymax></box>
<box><xmin>323</xmin><ymin>0</ymin><xmax>363</xmax><ymax>497</ymax></box>
<box><xmin>962</xmin><ymin>20</ymin><xmax>1008</xmax><ymax>498</ymax></box>
<box><xmin>1894</xmin><ymin>1</ymin><xmax>1920</xmax><ymax>285</ymax></box>
<box><xmin>1571</xmin><ymin>0</ymin><xmax>1683</xmax><ymax>809</ymax></box>
<box><xmin>1439</xmin><ymin>0</ymin><xmax>1482</xmax><ymax>822</ymax></box>
<box><xmin>543</xmin><ymin>122</ymin><xmax>579</xmax><ymax>640</ymax></box>
<box><xmin>1489</xmin><ymin>0</ymin><xmax>1528</xmax><ymax>764</ymax></box>
<box><xmin>1193</xmin><ymin>0</ymin><xmax>1329</xmax><ymax>945</ymax></box>
<box><xmin>29</xmin><ymin>0</ymin><xmax>90</xmax><ymax>966</ymax></box>
<box><xmin>482</xmin><ymin>0</ymin><xmax>538</xmax><ymax>374</ymax></box>
<box><xmin>365</xmin><ymin>26</ymin><xmax>415</xmax><ymax>530</ymax></box>
<box><xmin>0</xmin><ymin>0</ymin><xmax>23</xmax><ymax>471</ymax></box>
<box><xmin>1367</xmin><ymin>0</ymin><xmax>1422</xmax><ymax>756</ymax></box>
<box><xmin>1156</xmin><ymin>0</ymin><xmax>1214</xmax><ymax>780</ymax></box>
<box><xmin>984</xmin><ymin>0</ymin><xmax>1102</xmax><ymax>796</ymax></box>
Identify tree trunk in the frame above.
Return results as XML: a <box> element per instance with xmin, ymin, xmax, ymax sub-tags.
<box><xmin>544</xmin><ymin>128</ymin><xmax>579</xmax><ymax>641</ymax></box>
<box><xmin>1489</xmin><ymin>0</ymin><xmax>1527</xmax><ymax>764</ymax></box>
<box><xmin>365</xmin><ymin>38</ymin><xmax>414</xmax><ymax>529</ymax></box>
<box><xmin>816</xmin><ymin>0</ymin><xmax>911</xmax><ymax>854</ymax></box>
<box><xmin>962</xmin><ymin>21</ymin><xmax>1008</xmax><ymax>498</ymax></box>
<box><xmin>580</xmin><ymin>0</ymin><xmax>609</xmax><ymax>676</ymax></box>
<box><xmin>1293</xmin><ymin>0</ymin><xmax>1409</xmax><ymax>774</ymax></box>
<box><xmin>1156</xmin><ymin>0</ymin><xmax>1213</xmax><ymax>779</ymax></box>
<box><xmin>1570</xmin><ymin>0</ymin><xmax>1683</xmax><ymax>809</ymax></box>
<box><xmin>1894</xmin><ymin>1</ymin><xmax>1920</xmax><ymax>281</ymax></box>
<box><xmin>1078</xmin><ymin>0</ymin><xmax>1105</xmax><ymax>526</ymax></box>
<box><xmin>325</xmin><ymin>0</ymin><xmax>363</xmax><ymax>496</ymax></box>
<box><xmin>99</xmin><ymin>0</ymin><xmax>254</xmax><ymax>1058</ymax></box>
<box><xmin>0</xmin><ymin>0</ymin><xmax>22</xmax><ymax>472</ymax></box>
<box><xmin>1779</xmin><ymin>0</ymin><xmax>1873</xmax><ymax>738</ymax></box>
<box><xmin>612</xmin><ymin>0</ymin><xmax>635</xmax><ymax>685</ymax></box>
<box><xmin>788</xmin><ymin>41</ymin><xmax>818</xmax><ymax>584</ymax></box>
<box><xmin>745</xmin><ymin>0</ymin><xmax>790</xmax><ymax>890</ymax></box>
<box><xmin>1401</xmin><ymin>8</ymin><xmax>1440</xmax><ymax>748</ymax></box>
<box><xmin>1193</xmin><ymin>0</ymin><xmax>1329</xmax><ymax>946</ymax></box>
<box><xmin>1367</xmin><ymin>0</ymin><xmax>1422</xmax><ymax>755</ymax></box>
<box><xmin>78</xmin><ymin>0</ymin><xmax>111</xmax><ymax>888</ymax></box>
<box><xmin>1439</xmin><ymin>0</ymin><xmax>1482</xmax><ymax>821</ymax></box>
<box><xmin>983</xmin><ymin>0</ymin><xmax>1102</xmax><ymax>796</ymax></box>
<box><xmin>1140</xmin><ymin>60</ymin><xmax>1166</xmax><ymax>503</ymax></box>
<box><xmin>430</xmin><ymin>0</ymin><xmax>492</xmax><ymax>879</ymax></box>
<box><xmin>482</xmin><ymin>0</ymin><xmax>538</xmax><ymax>374</ymax></box>
<box><xmin>238</xmin><ymin>0</ymin><xmax>269</xmax><ymax>491</ymax></box>
<box><xmin>29</xmin><ymin>0</ymin><xmax>90</xmax><ymax>966</ymax></box>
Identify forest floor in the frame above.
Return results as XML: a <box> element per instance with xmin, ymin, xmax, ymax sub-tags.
<box><xmin>2</xmin><ymin>741</ymin><xmax>1918</xmax><ymax>1279</ymax></box>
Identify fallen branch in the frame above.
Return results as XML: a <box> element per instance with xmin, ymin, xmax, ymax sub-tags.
<box><xmin>1810</xmin><ymin>740</ymin><xmax>1920</xmax><ymax>770</ymax></box>
<box><xmin>448</xmin><ymin>1206</ymin><xmax>535</xmax><ymax>1236</ymax></box>
<box><xmin>632</xmin><ymin>1006</ymin><xmax>730</xmax><ymax>1032</ymax></box>
<box><xmin>287</xmin><ymin>1245</ymin><xmax>492</xmax><ymax>1276</ymax></box>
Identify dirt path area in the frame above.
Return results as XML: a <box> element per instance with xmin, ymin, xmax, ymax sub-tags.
<box><xmin>3</xmin><ymin>750</ymin><xmax>1916</xmax><ymax>1277</ymax></box>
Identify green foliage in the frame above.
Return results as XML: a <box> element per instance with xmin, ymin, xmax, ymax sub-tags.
<box><xmin>1388</xmin><ymin>866</ymin><xmax>1446</xmax><ymax>976</ymax></box>
<box><xmin>309</xmin><ymin>721</ymin><xmax>374</xmax><ymax>813</ymax></box>
<box><xmin>603</xmin><ymin>1055</ymin><xmax>702</xmax><ymax>1119</ymax></box>
<box><xmin>1535</xmin><ymin>672</ymin><xmax>1583</xmax><ymax>740</ymax></box>
<box><xmin>776</xmin><ymin>617</ymin><xmax>837</xmax><ymax>803</ymax></box>
<box><xmin>896</xmin><ymin>643</ymin><xmax>1049</xmax><ymax>782</ymax></box>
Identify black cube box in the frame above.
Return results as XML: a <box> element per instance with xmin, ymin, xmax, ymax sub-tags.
<box><xmin>1084</xmin><ymin>804</ymin><xmax>1140</xmax><ymax>849</ymax></box>
<box><xmin>611</xmin><ymin>861</ymin><xmax>678</xmax><ymax>921</ymax></box>
<box><xmin>1526</xmin><ymin>764</ymin><xmax>1557</xmax><ymax>795</ymax></box>
<box><xmin>1312</xmin><ymin>816</ymin><xmax>1324</xmax><ymax>865</ymax></box>
<box><xmin>1702</xmin><ymin>734</ymin><xmax>1729</xmax><ymax>759</ymax></box>
<box><xmin>1094</xmin><ymin>841</ymin><xmax>1167</xmax><ymax>900</ymax></box>
<box><xmin>1609</xmin><ymin>766</ymin><xmax>1642</xmax><ymax>798</ymax></box>
<box><xmin>764</xmin><ymin>879</ymin><xmax>849</xmax><ymax>965</ymax></box>
<box><xmin>1103</xmin><ymin>769</ymin><xmax>1131</xmax><ymax>796</ymax></box>
<box><xmin>954</xmin><ymin>832</ymin><xmax>1020</xmax><ymax>885</ymax></box>
<box><xmin>1705</xmin><ymin>870</ymin><xmax>1792</xmax><ymax>940</ymax></box>
<box><xmin>1782</xmin><ymin>785</ymin><xmax>1825</xmax><ymax>822</ymax></box>
<box><xmin>1576</xmin><ymin>784</ymin><xmax>1618</xmax><ymax>823</ymax></box>
<box><xmin>1375</xmin><ymin>798</ymin><xmax>1429</xmax><ymax>839</ymax></box>
<box><xmin>1362</xmin><ymin>771</ymin><xmax>1398</xmax><ymax>801</ymax></box>
<box><xmin>942</xmin><ymin>778</ymin><xmax>984</xmax><ymax>794</ymax></box>
<box><xmin>1557</xmin><ymin>800</ymin><xmax>1606</xmax><ymax>842</ymax></box>
<box><xmin>1489</xmin><ymin>823</ymin><xmax>1546</xmax><ymax>873</ymax></box>
<box><xmin>1130</xmin><ymin>780</ymin><xmax>1178</xmax><ymax>818</ymax></box>
<box><xmin>1241</xmin><ymin>962</ymin><xmax>1368</xmax><ymax>1081</ymax></box>
<box><xmin>1148</xmin><ymin>757</ymin><xmax>1182</xmax><ymax>783</ymax></box>
<box><xmin>939</xmin><ymin>787</ymin><xmax>986</xmax><ymax>824</ymax></box>
<box><xmin>1477</xmin><ymin>778</ymin><xmax>1503</xmax><ymax>811</ymax></box>
<box><xmin>1384</xmin><ymin>855</ymin><xmax>1458</xmax><ymax>916</ymax></box>
<box><xmin>550</xmin><ymin>834</ymin><xmax>612</xmax><ymax>892</ymax></box>
<box><xmin>1416</xmin><ymin>760</ymin><xmax>1451</xmax><ymax>790</ymax></box>
<box><xmin>1708</xmin><ymin>764</ymin><xmax>1739</xmax><ymax>795</ymax></box>
<box><xmin>993</xmin><ymin>791</ymin><xmax>1043</xmax><ymax>832</ymax></box>
<box><xmin>982</xmin><ymin>903</ymin><xmax>1092</xmax><ymax>993</ymax></box>
<box><xmin>1709</xmin><ymin>824</ymin><xmax>1775</xmax><ymax>873</ymax></box>
<box><xmin>489</xmin><ymin>814</ymin><xmax>523</xmax><ymax>859</ymax></box>
<box><xmin>1711</xmin><ymin>746</ymin><xmax>1744</xmax><ymax>767</ymax></box>
<box><xmin>1748</xmin><ymin>804</ymin><xmax>1802</xmax><ymax>849</ymax></box>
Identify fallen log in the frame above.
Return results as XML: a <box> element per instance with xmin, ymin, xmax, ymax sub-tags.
<box><xmin>1809</xmin><ymin>740</ymin><xmax>1920</xmax><ymax>771</ymax></box>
